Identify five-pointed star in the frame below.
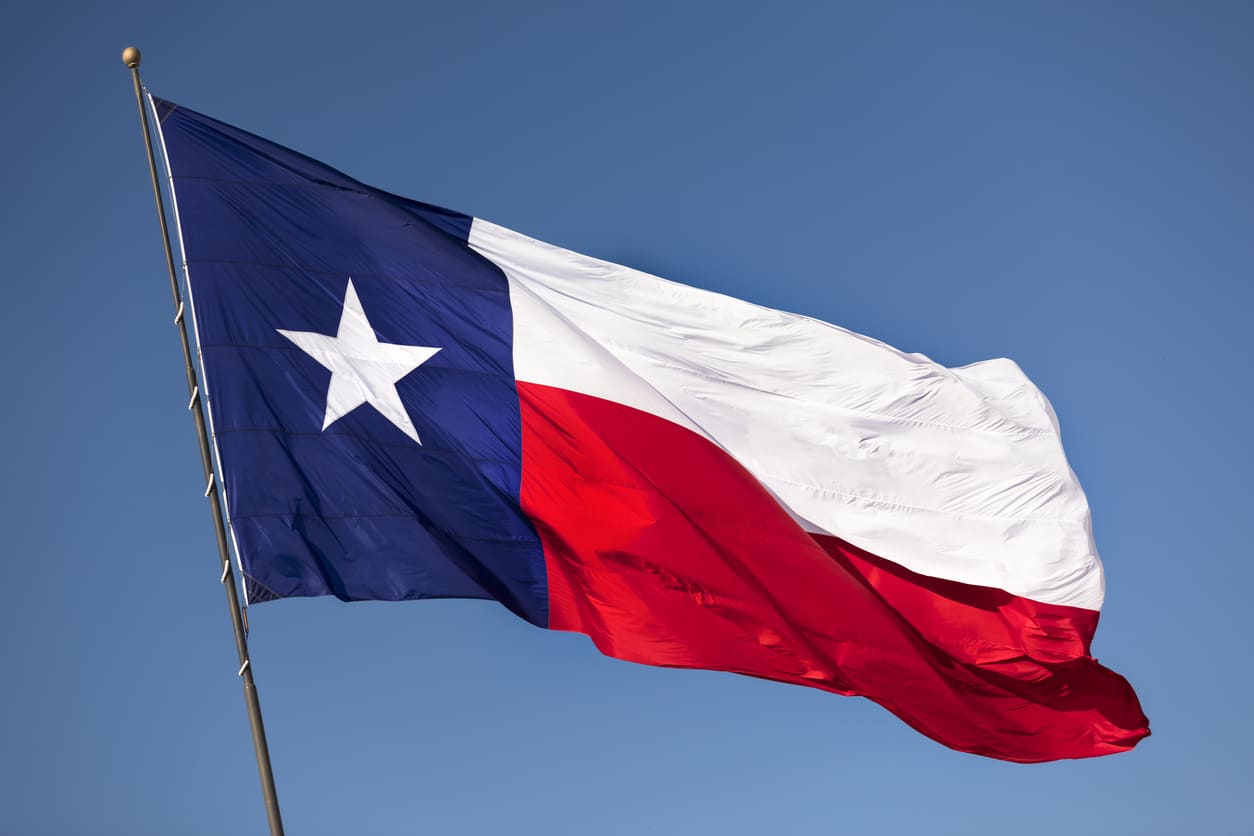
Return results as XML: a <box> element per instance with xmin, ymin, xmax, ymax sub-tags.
<box><xmin>277</xmin><ymin>279</ymin><xmax>441</xmax><ymax>445</ymax></box>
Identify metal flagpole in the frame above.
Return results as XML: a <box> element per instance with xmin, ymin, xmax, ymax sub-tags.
<box><xmin>122</xmin><ymin>46</ymin><xmax>285</xmax><ymax>836</ymax></box>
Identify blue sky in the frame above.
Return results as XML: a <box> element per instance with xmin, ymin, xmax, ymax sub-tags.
<box><xmin>4</xmin><ymin>1</ymin><xmax>1252</xmax><ymax>833</ymax></box>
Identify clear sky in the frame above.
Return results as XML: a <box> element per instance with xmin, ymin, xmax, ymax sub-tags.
<box><xmin>4</xmin><ymin>1</ymin><xmax>1252</xmax><ymax>834</ymax></box>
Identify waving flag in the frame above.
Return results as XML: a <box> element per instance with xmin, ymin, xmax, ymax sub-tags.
<box><xmin>152</xmin><ymin>95</ymin><xmax>1148</xmax><ymax>762</ymax></box>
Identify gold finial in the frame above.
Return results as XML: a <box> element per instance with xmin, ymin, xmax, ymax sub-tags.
<box><xmin>122</xmin><ymin>46</ymin><xmax>141</xmax><ymax>69</ymax></box>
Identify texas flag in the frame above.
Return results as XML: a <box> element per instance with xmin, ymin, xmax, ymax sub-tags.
<box><xmin>151</xmin><ymin>95</ymin><xmax>1148</xmax><ymax>762</ymax></box>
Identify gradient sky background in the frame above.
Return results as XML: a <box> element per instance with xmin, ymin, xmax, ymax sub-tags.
<box><xmin>4</xmin><ymin>2</ymin><xmax>1252</xmax><ymax>834</ymax></box>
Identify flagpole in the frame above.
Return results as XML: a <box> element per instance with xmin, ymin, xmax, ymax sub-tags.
<box><xmin>122</xmin><ymin>46</ymin><xmax>285</xmax><ymax>836</ymax></box>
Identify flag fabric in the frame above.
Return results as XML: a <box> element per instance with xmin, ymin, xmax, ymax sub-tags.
<box><xmin>151</xmin><ymin>94</ymin><xmax>1149</xmax><ymax>762</ymax></box>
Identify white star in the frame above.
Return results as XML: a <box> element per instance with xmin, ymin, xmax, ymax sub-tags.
<box><xmin>277</xmin><ymin>278</ymin><xmax>441</xmax><ymax>445</ymax></box>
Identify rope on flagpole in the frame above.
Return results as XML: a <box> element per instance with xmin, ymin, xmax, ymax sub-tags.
<box><xmin>122</xmin><ymin>46</ymin><xmax>285</xmax><ymax>836</ymax></box>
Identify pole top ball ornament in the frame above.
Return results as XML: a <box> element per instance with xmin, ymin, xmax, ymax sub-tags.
<box><xmin>122</xmin><ymin>47</ymin><xmax>141</xmax><ymax>69</ymax></box>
